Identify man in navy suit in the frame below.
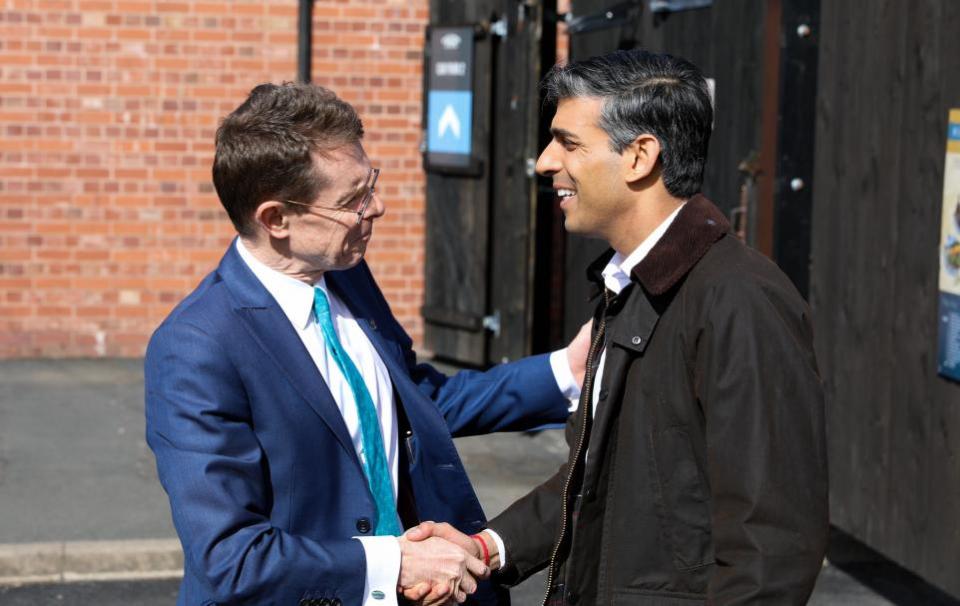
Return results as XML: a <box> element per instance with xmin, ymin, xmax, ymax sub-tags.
<box><xmin>145</xmin><ymin>82</ymin><xmax>588</xmax><ymax>606</ymax></box>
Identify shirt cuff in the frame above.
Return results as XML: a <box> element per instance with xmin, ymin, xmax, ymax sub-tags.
<box><xmin>549</xmin><ymin>348</ymin><xmax>582</xmax><ymax>409</ymax></box>
<box><xmin>355</xmin><ymin>536</ymin><xmax>400</xmax><ymax>606</ymax></box>
<box><xmin>484</xmin><ymin>528</ymin><xmax>508</xmax><ymax>569</ymax></box>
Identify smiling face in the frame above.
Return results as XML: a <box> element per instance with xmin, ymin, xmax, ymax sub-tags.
<box><xmin>536</xmin><ymin>97</ymin><xmax>634</xmax><ymax>241</ymax></box>
<box><xmin>283</xmin><ymin>143</ymin><xmax>384</xmax><ymax>275</ymax></box>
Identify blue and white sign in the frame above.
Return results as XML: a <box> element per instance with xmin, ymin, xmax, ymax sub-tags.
<box><xmin>424</xmin><ymin>26</ymin><xmax>475</xmax><ymax>171</ymax></box>
<box><xmin>427</xmin><ymin>90</ymin><xmax>472</xmax><ymax>155</ymax></box>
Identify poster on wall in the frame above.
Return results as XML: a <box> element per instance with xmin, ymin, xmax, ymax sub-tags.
<box><xmin>937</xmin><ymin>108</ymin><xmax>960</xmax><ymax>382</ymax></box>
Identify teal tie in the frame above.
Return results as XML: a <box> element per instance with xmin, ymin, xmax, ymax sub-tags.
<box><xmin>313</xmin><ymin>287</ymin><xmax>402</xmax><ymax>536</ymax></box>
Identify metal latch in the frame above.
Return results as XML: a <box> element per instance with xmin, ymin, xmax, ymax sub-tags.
<box><xmin>489</xmin><ymin>16</ymin><xmax>508</xmax><ymax>38</ymax></box>
<box><xmin>482</xmin><ymin>311</ymin><xmax>501</xmax><ymax>337</ymax></box>
<box><xmin>563</xmin><ymin>1</ymin><xmax>642</xmax><ymax>35</ymax></box>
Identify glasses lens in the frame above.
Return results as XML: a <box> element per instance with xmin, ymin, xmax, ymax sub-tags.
<box><xmin>356</xmin><ymin>168</ymin><xmax>380</xmax><ymax>225</ymax></box>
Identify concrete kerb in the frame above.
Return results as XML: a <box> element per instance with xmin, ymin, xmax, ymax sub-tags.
<box><xmin>0</xmin><ymin>539</ymin><xmax>183</xmax><ymax>587</ymax></box>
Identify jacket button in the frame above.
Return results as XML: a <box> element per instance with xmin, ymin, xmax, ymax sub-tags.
<box><xmin>631</xmin><ymin>335</ymin><xmax>642</xmax><ymax>345</ymax></box>
<box><xmin>356</xmin><ymin>517</ymin><xmax>372</xmax><ymax>533</ymax></box>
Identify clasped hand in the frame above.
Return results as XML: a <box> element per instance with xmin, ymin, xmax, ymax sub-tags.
<box><xmin>397</xmin><ymin>522</ymin><xmax>487</xmax><ymax>605</ymax></box>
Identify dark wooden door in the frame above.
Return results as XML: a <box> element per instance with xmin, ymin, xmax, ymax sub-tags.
<box><xmin>556</xmin><ymin>0</ymin><xmax>817</xmax><ymax>343</ymax></box>
<box><xmin>810</xmin><ymin>1</ymin><xmax>960</xmax><ymax>598</ymax></box>
<box><xmin>423</xmin><ymin>0</ymin><xmax>554</xmax><ymax>365</ymax></box>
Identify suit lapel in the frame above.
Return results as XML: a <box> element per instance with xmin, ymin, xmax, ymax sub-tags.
<box><xmin>325</xmin><ymin>269</ymin><xmax>405</xmax><ymax>372</ymax></box>
<box><xmin>217</xmin><ymin>242</ymin><xmax>359</xmax><ymax>462</ymax></box>
<box><xmin>325</xmin><ymin>268</ymin><xmax>448</xmax><ymax>454</ymax></box>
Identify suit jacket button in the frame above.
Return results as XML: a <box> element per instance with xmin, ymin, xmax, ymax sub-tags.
<box><xmin>356</xmin><ymin>517</ymin><xmax>372</xmax><ymax>533</ymax></box>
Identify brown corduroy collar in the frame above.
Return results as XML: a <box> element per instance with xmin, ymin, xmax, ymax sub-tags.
<box><xmin>586</xmin><ymin>194</ymin><xmax>731</xmax><ymax>297</ymax></box>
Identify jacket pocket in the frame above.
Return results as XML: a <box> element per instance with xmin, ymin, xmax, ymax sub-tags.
<box><xmin>654</xmin><ymin>426</ymin><xmax>713</xmax><ymax>570</ymax></box>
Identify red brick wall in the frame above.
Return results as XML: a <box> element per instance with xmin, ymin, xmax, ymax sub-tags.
<box><xmin>0</xmin><ymin>0</ymin><xmax>428</xmax><ymax>357</ymax></box>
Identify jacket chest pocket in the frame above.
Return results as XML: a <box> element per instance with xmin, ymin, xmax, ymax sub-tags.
<box><xmin>652</xmin><ymin>426</ymin><xmax>713</xmax><ymax>570</ymax></box>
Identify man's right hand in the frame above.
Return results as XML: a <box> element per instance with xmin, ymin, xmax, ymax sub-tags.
<box><xmin>397</xmin><ymin>533</ymin><xmax>488</xmax><ymax>605</ymax></box>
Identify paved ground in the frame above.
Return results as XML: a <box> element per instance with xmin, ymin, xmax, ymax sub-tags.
<box><xmin>0</xmin><ymin>359</ymin><xmax>956</xmax><ymax>605</ymax></box>
<box><xmin>0</xmin><ymin>359</ymin><xmax>173</xmax><ymax>544</ymax></box>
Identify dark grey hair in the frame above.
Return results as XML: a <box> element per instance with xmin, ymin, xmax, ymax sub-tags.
<box><xmin>543</xmin><ymin>49</ymin><xmax>712</xmax><ymax>199</ymax></box>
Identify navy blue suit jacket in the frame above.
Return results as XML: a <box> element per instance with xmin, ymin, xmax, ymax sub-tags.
<box><xmin>145</xmin><ymin>243</ymin><xmax>568</xmax><ymax>605</ymax></box>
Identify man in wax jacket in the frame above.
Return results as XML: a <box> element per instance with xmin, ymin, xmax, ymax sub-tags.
<box><xmin>410</xmin><ymin>49</ymin><xmax>828</xmax><ymax>605</ymax></box>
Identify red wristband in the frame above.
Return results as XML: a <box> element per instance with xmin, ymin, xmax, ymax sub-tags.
<box><xmin>471</xmin><ymin>533</ymin><xmax>490</xmax><ymax>567</ymax></box>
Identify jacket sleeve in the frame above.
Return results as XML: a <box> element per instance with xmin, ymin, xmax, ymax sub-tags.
<box><xmin>482</xmin><ymin>409</ymin><xmax>581</xmax><ymax>585</ymax></box>
<box><xmin>348</xmin><ymin>260</ymin><xmax>570</xmax><ymax>437</ymax></box>
<box><xmin>145</xmin><ymin>320</ymin><xmax>367</xmax><ymax>605</ymax></box>
<box><xmin>695</xmin><ymin>275</ymin><xmax>828</xmax><ymax>605</ymax></box>
<box><xmin>407</xmin><ymin>352</ymin><xmax>571</xmax><ymax>437</ymax></box>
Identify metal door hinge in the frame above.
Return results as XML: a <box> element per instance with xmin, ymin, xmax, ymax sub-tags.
<box><xmin>649</xmin><ymin>0</ymin><xmax>713</xmax><ymax>13</ymax></box>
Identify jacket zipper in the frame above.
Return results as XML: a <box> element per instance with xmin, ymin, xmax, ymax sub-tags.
<box><xmin>541</xmin><ymin>289</ymin><xmax>610</xmax><ymax>606</ymax></box>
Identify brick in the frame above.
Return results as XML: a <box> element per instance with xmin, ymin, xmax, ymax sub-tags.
<box><xmin>1</xmin><ymin>0</ymin><xmax>432</xmax><ymax>357</ymax></box>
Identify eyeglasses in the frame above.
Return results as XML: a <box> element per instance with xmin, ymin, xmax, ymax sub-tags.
<box><xmin>284</xmin><ymin>167</ymin><xmax>379</xmax><ymax>226</ymax></box>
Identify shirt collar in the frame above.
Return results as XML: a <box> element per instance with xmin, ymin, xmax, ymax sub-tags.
<box><xmin>235</xmin><ymin>238</ymin><xmax>322</xmax><ymax>330</ymax></box>
<box><xmin>601</xmin><ymin>202</ymin><xmax>685</xmax><ymax>294</ymax></box>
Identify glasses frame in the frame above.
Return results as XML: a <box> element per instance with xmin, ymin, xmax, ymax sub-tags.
<box><xmin>284</xmin><ymin>167</ymin><xmax>380</xmax><ymax>226</ymax></box>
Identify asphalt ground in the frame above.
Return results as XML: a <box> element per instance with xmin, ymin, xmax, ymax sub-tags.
<box><xmin>0</xmin><ymin>359</ymin><xmax>956</xmax><ymax>605</ymax></box>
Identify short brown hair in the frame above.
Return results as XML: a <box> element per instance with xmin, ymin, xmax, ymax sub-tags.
<box><xmin>212</xmin><ymin>82</ymin><xmax>364</xmax><ymax>235</ymax></box>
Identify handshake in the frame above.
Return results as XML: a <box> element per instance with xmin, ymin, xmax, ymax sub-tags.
<box><xmin>397</xmin><ymin>521</ymin><xmax>500</xmax><ymax>605</ymax></box>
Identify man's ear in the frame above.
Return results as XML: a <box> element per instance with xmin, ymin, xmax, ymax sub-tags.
<box><xmin>253</xmin><ymin>200</ymin><xmax>291</xmax><ymax>240</ymax></box>
<box><xmin>622</xmin><ymin>134</ymin><xmax>661</xmax><ymax>185</ymax></box>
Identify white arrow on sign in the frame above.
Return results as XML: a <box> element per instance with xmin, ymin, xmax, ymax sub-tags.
<box><xmin>438</xmin><ymin>104</ymin><xmax>461</xmax><ymax>139</ymax></box>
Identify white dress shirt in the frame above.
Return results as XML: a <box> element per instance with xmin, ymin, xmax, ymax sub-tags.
<box><xmin>236</xmin><ymin>239</ymin><xmax>580</xmax><ymax>604</ymax></box>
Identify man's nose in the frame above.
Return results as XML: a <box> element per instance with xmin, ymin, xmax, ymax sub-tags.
<box><xmin>535</xmin><ymin>141</ymin><xmax>561</xmax><ymax>176</ymax></box>
<box><xmin>367</xmin><ymin>190</ymin><xmax>385</xmax><ymax>220</ymax></box>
